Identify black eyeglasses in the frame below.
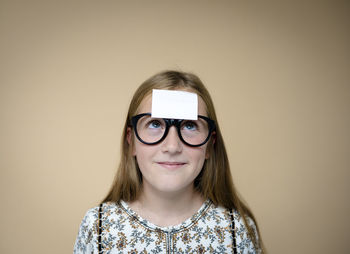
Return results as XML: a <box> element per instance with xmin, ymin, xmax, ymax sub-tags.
<box><xmin>131</xmin><ymin>113</ymin><xmax>216</xmax><ymax>147</ymax></box>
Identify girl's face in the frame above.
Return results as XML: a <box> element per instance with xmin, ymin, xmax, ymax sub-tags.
<box><xmin>130</xmin><ymin>93</ymin><xmax>210</xmax><ymax>195</ymax></box>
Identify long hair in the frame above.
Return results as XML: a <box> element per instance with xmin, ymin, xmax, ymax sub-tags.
<box><xmin>103</xmin><ymin>70</ymin><xmax>264</xmax><ymax>252</ymax></box>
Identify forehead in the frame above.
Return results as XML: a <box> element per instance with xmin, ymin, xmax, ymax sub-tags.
<box><xmin>137</xmin><ymin>92</ymin><xmax>207</xmax><ymax>116</ymax></box>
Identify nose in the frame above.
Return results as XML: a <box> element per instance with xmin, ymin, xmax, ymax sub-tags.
<box><xmin>161</xmin><ymin>126</ymin><xmax>183</xmax><ymax>153</ymax></box>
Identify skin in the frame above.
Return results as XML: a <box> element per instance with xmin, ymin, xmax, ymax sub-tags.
<box><xmin>127</xmin><ymin>93</ymin><xmax>211</xmax><ymax>227</ymax></box>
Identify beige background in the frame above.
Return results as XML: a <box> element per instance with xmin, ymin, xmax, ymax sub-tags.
<box><xmin>1</xmin><ymin>1</ymin><xmax>349</xmax><ymax>253</ymax></box>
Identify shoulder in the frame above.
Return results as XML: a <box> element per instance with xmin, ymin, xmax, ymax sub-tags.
<box><xmin>201</xmin><ymin>203</ymin><xmax>260</xmax><ymax>253</ymax></box>
<box><xmin>233</xmin><ymin>209</ymin><xmax>261</xmax><ymax>254</ymax></box>
<box><xmin>73</xmin><ymin>202</ymin><xmax>119</xmax><ymax>254</ymax></box>
<box><xmin>207</xmin><ymin>204</ymin><xmax>260</xmax><ymax>253</ymax></box>
<box><xmin>78</xmin><ymin>202</ymin><xmax>120</xmax><ymax>228</ymax></box>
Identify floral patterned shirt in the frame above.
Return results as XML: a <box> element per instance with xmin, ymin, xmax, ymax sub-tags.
<box><xmin>74</xmin><ymin>200</ymin><xmax>259</xmax><ymax>254</ymax></box>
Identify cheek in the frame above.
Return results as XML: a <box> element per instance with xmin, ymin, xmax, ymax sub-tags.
<box><xmin>200</xmin><ymin>144</ymin><xmax>209</xmax><ymax>159</ymax></box>
<box><xmin>134</xmin><ymin>152</ymin><xmax>148</xmax><ymax>176</ymax></box>
<box><xmin>191</xmin><ymin>147</ymin><xmax>208</xmax><ymax>168</ymax></box>
<box><xmin>134</xmin><ymin>144</ymin><xmax>155</xmax><ymax>169</ymax></box>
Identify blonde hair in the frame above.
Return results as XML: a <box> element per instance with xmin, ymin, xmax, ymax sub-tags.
<box><xmin>103</xmin><ymin>70</ymin><xmax>264</xmax><ymax>252</ymax></box>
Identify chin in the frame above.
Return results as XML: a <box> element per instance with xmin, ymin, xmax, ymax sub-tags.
<box><xmin>155</xmin><ymin>183</ymin><xmax>192</xmax><ymax>194</ymax></box>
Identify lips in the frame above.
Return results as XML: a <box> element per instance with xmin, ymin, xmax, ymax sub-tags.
<box><xmin>157</xmin><ymin>161</ymin><xmax>186</xmax><ymax>169</ymax></box>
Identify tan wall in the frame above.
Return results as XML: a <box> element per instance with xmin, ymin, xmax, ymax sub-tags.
<box><xmin>1</xmin><ymin>1</ymin><xmax>349</xmax><ymax>253</ymax></box>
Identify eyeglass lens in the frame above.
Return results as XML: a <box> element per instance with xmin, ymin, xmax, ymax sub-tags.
<box><xmin>136</xmin><ymin>115</ymin><xmax>210</xmax><ymax>146</ymax></box>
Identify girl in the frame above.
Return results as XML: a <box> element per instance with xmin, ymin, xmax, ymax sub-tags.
<box><xmin>74</xmin><ymin>70</ymin><xmax>264</xmax><ymax>253</ymax></box>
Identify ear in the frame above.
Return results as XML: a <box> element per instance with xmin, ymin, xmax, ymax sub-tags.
<box><xmin>205</xmin><ymin>131</ymin><xmax>216</xmax><ymax>159</ymax></box>
<box><xmin>127</xmin><ymin>127</ymin><xmax>136</xmax><ymax>156</ymax></box>
<box><xmin>211</xmin><ymin>131</ymin><xmax>216</xmax><ymax>145</ymax></box>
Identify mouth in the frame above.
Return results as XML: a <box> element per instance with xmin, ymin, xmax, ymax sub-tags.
<box><xmin>157</xmin><ymin>161</ymin><xmax>187</xmax><ymax>169</ymax></box>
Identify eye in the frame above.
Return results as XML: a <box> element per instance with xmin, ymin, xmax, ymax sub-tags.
<box><xmin>148</xmin><ymin>119</ymin><xmax>162</xmax><ymax>129</ymax></box>
<box><xmin>182</xmin><ymin>121</ymin><xmax>197</xmax><ymax>131</ymax></box>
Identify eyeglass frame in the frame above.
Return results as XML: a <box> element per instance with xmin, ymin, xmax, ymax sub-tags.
<box><xmin>131</xmin><ymin>113</ymin><xmax>216</xmax><ymax>147</ymax></box>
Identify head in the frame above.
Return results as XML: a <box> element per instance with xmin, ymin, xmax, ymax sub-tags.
<box><xmin>105</xmin><ymin>70</ymin><xmax>233</xmax><ymax>206</ymax></box>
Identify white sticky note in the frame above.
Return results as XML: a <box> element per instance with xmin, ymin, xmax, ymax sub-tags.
<box><xmin>151</xmin><ymin>89</ymin><xmax>198</xmax><ymax>120</ymax></box>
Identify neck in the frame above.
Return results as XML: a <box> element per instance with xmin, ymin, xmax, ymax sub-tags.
<box><xmin>129</xmin><ymin>184</ymin><xmax>205</xmax><ymax>227</ymax></box>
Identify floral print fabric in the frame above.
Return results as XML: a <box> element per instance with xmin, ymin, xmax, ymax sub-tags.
<box><xmin>74</xmin><ymin>200</ymin><xmax>258</xmax><ymax>254</ymax></box>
